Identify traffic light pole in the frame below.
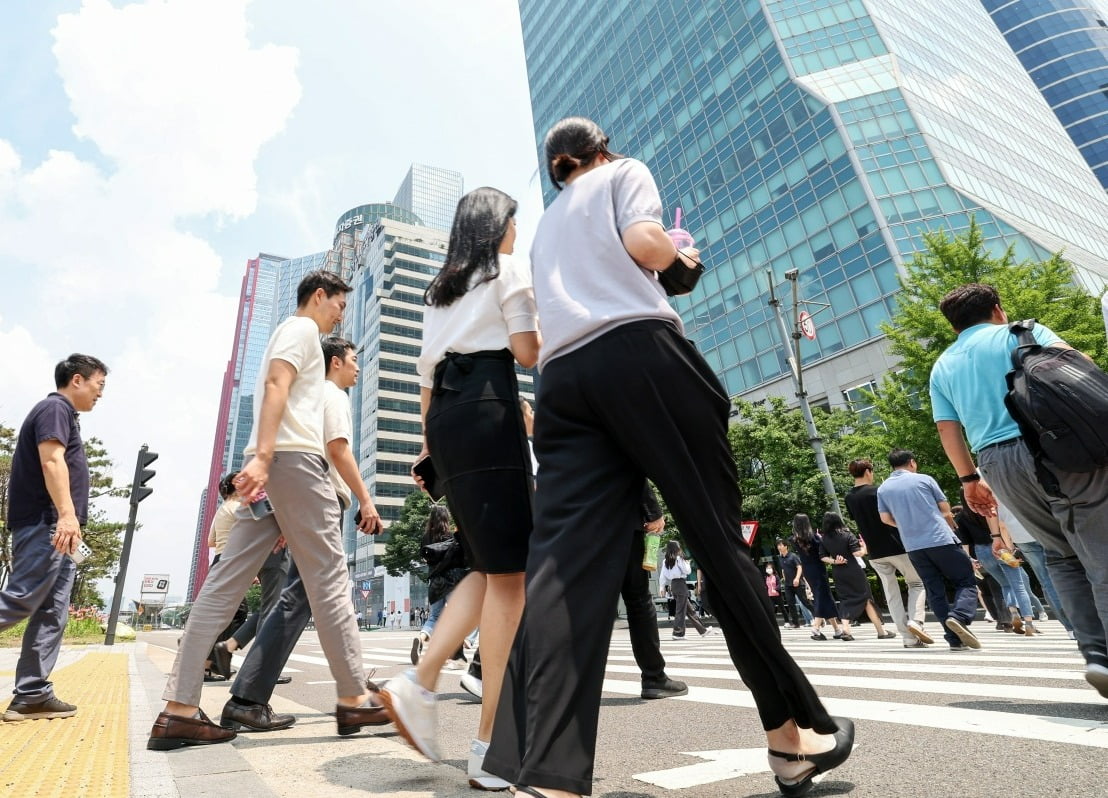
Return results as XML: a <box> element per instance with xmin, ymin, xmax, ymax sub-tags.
<box><xmin>105</xmin><ymin>444</ymin><xmax>157</xmax><ymax>645</ymax></box>
<box><xmin>766</xmin><ymin>271</ymin><xmax>842</xmax><ymax>516</ymax></box>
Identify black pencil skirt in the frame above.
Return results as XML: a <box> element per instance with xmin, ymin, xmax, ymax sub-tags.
<box><xmin>426</xmin><ymin>349</ymin><xmax>533</xmax><ymax>574</ymax></box>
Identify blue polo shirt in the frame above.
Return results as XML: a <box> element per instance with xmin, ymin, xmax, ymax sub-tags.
<box><xmin>7</xmin><ymin>393</ymin><xmax>89</xmax><ymax>528</ymax></box>
<box><xmin>876</xmin><ymin>469</ymin><xmax>958</xmax><ymax>552</ymax></box>
<box><xmin>930</xmin><ymin>321</ymin><xmax>1061</xmax><ymax>452</ymax></box>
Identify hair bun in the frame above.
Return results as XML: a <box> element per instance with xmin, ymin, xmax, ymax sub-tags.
<box><xmin>551</xmin><ymin>152</ymin><xmax>583</xmax><ymax>182</ymax></box>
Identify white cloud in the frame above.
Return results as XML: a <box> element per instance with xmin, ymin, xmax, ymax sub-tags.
<box><xmin>0</xmin><ymin>0</ymin><xmax>301</xmax><ymax>601</ymax></box>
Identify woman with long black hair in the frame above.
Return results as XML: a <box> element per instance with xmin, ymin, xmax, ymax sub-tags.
<box><xmin>379</xmin><ymin>187</ymin><xmax>540</xmax><ymax>791</ymax></box>
<box><xmin>483</xmin><ymin>117</ymin><xmax>853</xmax><ymax>798</ymax></box>
<box><xmin>819</xmin><ymin>512</ymin><xmax>895</xmax><ymax>641</ymax></box>
<box><xmin>658</xmin><ymin>540</ymin><xmax>713</xmax><ymax>638</ymax></box>
<box><xmin>791</xmin><ymin>513</ymin><xmax>843</xmax><ymax>641</ymax></box>
<box><xmin>411</xmin><ymin>504</ymin><xmax>469</xmax><ymax>665</ymax></box>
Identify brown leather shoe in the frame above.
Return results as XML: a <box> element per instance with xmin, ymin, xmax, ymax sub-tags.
<box><xmin>147</xmin><ymin>709</ymin><xmax>237</xmax><ymax>750</ymax></box>
<box><xmin>335</xmin><ymin>697</ymin><xmax>390</xmax><ymax>736</ymax></box>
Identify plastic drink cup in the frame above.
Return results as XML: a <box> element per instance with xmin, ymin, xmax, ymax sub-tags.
<box><xmin>642</xmin><ymin>532</ymin><xmax>661</xmax><ymax>571</ymax></box>
<box><xmin>667</xmin><ymin>206</ymin><xmax>695</xmax><ymax>250</ymax></box>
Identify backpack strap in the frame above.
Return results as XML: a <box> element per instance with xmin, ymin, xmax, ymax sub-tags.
<box><xmin>1009</xmin><ymin>319</ymin><xmax>1040</xmax><ymax>369</ymax></box>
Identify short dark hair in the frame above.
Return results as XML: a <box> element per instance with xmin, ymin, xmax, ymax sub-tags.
<box><xmin>775</xmin><ymin>538</ymin><xmax>789</xmax><ymax>548</ymax></box>
<box><xmin>218</xmin><ymin>472</ymin><xmax>239</xmax><ymax>500</ymax></box>
<box><xmin>55</xmin><ymin>353</ymin><xmax>108</xmax><ymax>389</ymax></box>
<box><xmin>296</xmin><ymin>270</ymin><xmax>352</xmax><ymax>308</ymax></box>
<box><xmin>848</xmin><ymin>458</ymin><xmax>873</xmax><ymax>478</ymax></box>
<box><xmin>322</xmin><ymin>336</ymin><xmax>356</xmax><ymax>372</ymax></box>
<box><xmin>939</xmin><ymin>283</ymin><xmax>1002</xmax><ymax>332</ymax></box>
<box><xmin>543</xmin><ymin>116</ymin><xmax>624</xmax><ymax>190</ymax></box>
<box><xmin>888</xmin><ymin>449</ymin><xmax>915</xmax><ymax>468</ymax></box>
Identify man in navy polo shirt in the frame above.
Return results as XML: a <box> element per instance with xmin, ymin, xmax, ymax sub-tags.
<box><xmin>1</xmin><ymin>353</ymin><xmax>107</xmax><ymax>721</ymax></box>
<box><xmin>930</xmin><ymin>282</ymin><xmax>1108</xmax><ymax>697</ymax></box>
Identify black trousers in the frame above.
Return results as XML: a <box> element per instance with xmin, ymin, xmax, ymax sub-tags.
<box><xmin>484</xmin><ymin>321</ymin><xmax>834</xmax><ymax>795</ymax></box>
<box><xmin>780</xmin><ymin>583</ymin><xmax>806</xmax><ymax>626</ymax></box>
<box><xmin>230</xmin><ymin>558</ymin><xmax>312</xmax><ymax>705</ymax></box>
<box><xmin>623</xmin><ymin>530</ymin><xmax>665</xmax><ymax>683</ymax></box>
<box><xmin>231</xmin><ymin>547</ymin><xmax>290</xmax><ymax>647</ymax></box>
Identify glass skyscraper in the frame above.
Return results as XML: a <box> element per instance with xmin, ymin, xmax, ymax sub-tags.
<box><xmin>392</xmin><ymin>164</ymin><xmax>465</xmax><ymax>232</ymax></box>
<box><xmin>982</xmin><ymin>0</ymin><xmax>1108</xmax><ymax>189</ymax></box>
<box><xmin>518</xmin><ymin>0</ymin><xmax>1108</xmax><ymax>409</ymax></box>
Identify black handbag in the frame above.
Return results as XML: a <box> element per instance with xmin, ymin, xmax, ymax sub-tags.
<box><xmin>658</xmin><ymin>252</ymin><xmax>704</xmax><ymax>296</ymax></box>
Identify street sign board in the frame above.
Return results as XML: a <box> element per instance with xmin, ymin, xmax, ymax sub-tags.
<box><xmin>740</xmin><ymin>521</ymin><xmax>759</xmax><ymax>546</ymax></box>
<box><xmin>798</xmin><ymin>311</ymin><xmax>816</xmax><ymax>340</ymax></box>
<box><xmin>360</xmin><ymin>589</ymin><xmax>370</xmax><ymax>599</ymax></box>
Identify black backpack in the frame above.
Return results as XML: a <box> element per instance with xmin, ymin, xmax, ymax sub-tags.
<box><xmin>1004</xmin><ymin>320</ymin><xmax>1108</xmax><ymax>488</ymax></box>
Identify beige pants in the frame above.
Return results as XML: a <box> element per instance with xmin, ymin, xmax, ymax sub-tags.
<box><xmin>163</xmin><ymin>452</ymin><xmax>363</xmax><ymax>705</ymax></box>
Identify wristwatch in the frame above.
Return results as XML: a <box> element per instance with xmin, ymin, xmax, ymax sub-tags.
<box><xmin>958</xmin><ymin>473</ymin><xmax>981</xmax><ymax>483</ymax></box>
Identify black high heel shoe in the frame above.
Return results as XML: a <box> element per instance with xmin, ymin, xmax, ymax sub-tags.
<box><xmin>769</xmin><ymin>716</ymin><xmax>855</xmax><ymax>797</ymax></box>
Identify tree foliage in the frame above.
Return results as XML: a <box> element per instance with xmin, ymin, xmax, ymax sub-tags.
<box><xmin>381</xmin><ymin>490</ymin><xmax>434</xmax><ymax>578</ymax></box>
<box><xmin>869</xmin><ymin>219</ymin><xmax>1106</xmax><ymax>496</ymax></box>
<box><xmin>727</xmin><ymin>396</ymin><xmax>887</xmax><ymax>549</ymax></box>
<box><xmin>0</xmin><ymin>424</ymin><xmax>15</xmax><ymax>587</ymax></box>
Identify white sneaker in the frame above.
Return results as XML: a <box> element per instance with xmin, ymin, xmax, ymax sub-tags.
<box><xmin>699</xmin><ymin>627</ymin><xmax>718</xmax><ymax>637</ymax></box>
<box><xmin>380</xmin><ymin>670</ymin><xmax>441</xmax><ymax>761</ymax></box>
<box><xmin>1038</xmin><ymin>612</ymin><xmax>1049</xmax><ymax>622</ymax></box>
<box><xmin>460</xmin><ymin>671</ymin><xmax>483</xmax><ymax>702</ymax></box>
<box><xmin>468</xmin><ymin>739</ymin><xmax>510</xmax><ymax>791</ymax></box>
<box><xmin>906</xmin><ymin>620</ymin><xmax>934</xmax><ymax>645</ymax></box>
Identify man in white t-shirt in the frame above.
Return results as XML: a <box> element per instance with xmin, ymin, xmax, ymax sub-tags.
<box><xmin>150</xmin><ymin>272</ymin><xmax>388</xmax><ymax>750</ymax></box>
<box><xmin>219</xmin><ymin>335</ymin><xmax>385</xmax><ymax>732</ymax></box>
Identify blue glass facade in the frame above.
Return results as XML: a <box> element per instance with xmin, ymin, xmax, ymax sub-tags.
<box><xmin>392</xmin><ymin>164</ymin><xmax>465</xmax><ymax>232</ymax></box>
<box><xmin>518</xmin><ymin>0</ymin><xmax>1108</xmax><ymax>405</ymax></box>
<box><xmin>982</xmin><ymin>0</ymin><xmax>1108</xmax><ymax>188</ymax></box>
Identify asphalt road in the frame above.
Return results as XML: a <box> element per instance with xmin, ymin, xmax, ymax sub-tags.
<box><xmin>143</xmin><ymin>617</ymin><xmax>1107</xmax><ymax>798</ymax></box>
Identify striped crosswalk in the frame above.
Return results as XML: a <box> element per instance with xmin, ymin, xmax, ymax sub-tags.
<box><xmin>605</xmin><ymin>620</ymin><xmax>1107</xmax><ymax>749</ymax></box>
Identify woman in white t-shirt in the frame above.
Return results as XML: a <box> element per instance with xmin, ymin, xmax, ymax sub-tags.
<box><xmin>482</xmin><ymin>118</ymin><xmax>851</xmax><ymax>798</ymax></box>
<box><xmin>380</xmin><ymin>187</ymin><xmax>540</xmax><ymax>791</ymax></box>
<box><xmin>658</xmin><ymin>540</ymin><xmax>710</xmax><ymax>638</ymax></box>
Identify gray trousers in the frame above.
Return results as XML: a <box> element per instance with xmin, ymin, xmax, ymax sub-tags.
<box><xmin>163</xmin><ymin>452</ymin><xmax>363</xmax><ymax>705</ymax></box>
<box><xmin>979</xmin><ymin>440</ymin><xmax>1108</xmax><ymax>668</ymax></box>
<box><xmin>869</xmin><ymin>553</ymin><xmax>926</xmax><ymax>635</ymax></box>
<box><xmin>230</xmin><ymin>547</ymin><xmax>290</xmax><ymax>648</ymax></box>
<box><xmin>0</xmin><ymin>519</ymin><xmax>76</xmax><ymax>702</ymax></box>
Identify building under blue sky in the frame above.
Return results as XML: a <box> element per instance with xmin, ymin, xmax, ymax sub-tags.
<box><xmin>518</xmin><ymin>0</ymin><xmax>1108</xmax><ymax>411</ymax></box>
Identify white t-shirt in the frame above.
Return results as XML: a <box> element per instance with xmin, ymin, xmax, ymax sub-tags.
<box><xmin>245</xmin><ymin>316</ymin><xmax>325</xmax><ymax>457</ymax></box>
<box><xmin>323</xmin><ymin>380</ymin><xmax>354</xmax><ymax>509</ymax></box>
<box><xmin>530</xmin><ymin>157</ymin><xmax>684</xmax><ymax>371</ymax></box>
<box><xmin>659</xmin><ymin>556</ymin><xmax>692</xmax><ymax>589</ymax></box>
<box><xmin>417</xmin><ymin>254</ymin><xmax>539</xmax><ymax>389</ymax></box>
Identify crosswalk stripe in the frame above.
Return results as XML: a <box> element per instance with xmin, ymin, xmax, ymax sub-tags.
<box><xmin>600</xmin><ymin>678</ymin><xmax>1108</xmax><ymax>748</ymax></box>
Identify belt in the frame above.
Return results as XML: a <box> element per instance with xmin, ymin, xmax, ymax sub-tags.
<box><xmin>979</xmin><ymin>436</ymin><xmax>1022</xmax><ymax>453</ymax></box>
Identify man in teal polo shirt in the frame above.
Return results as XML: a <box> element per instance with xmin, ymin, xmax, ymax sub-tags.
<box><xmin>929</xmin><ymin>283</ymin><xmax>1108</xmax><ymax>698</ymax></box>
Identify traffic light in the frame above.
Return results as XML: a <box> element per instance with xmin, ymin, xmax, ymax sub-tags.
<box><xmin>131</xmin><ymin>444</ymin><xmax>158</xmax><ymax>505</ymax></box>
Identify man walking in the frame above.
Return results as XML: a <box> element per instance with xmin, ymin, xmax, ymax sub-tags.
<box><xmin>2</xmin><ymin>355</ymin><xmax>107</xmax><ymax>721</ymax></box>
<box><xmin>219</xmin><ymin>335</ymin><xmax>384</xmax><ymax>733</ymax></box>
<box><xmin>774</xmin><ymin>539</ymin><xmax>810</xmax><ymax>629</ymax></box>
<box><xmin>844</xmin><ymin>459</ymin><xmax>932</xmax><ymax>648</ymax></box>
<box><xmin>930</xmin><ymin>283</ymin><xmax>1108</xmax><ymax>695</ymax></box>
<box><xmin>877</xmin><ymin>450</ymin><xmax>980</xmax><ymax>650</ymax></box>
<box><xmin>148</xmin><ymin>271</ymin><xmax>385</xmax><ymax>749</ymax></box>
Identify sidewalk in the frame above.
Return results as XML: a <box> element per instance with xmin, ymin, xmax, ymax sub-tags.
<box><xmin>0</xmin><ymin>641</ymin><xmax>479</xmax><ymax>797</ymax></box>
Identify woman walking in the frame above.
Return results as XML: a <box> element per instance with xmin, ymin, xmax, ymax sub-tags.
<box><xmin>411</xmin><ymin>504</ymin><xmax>470</xmax><ymax>665</ymax></box>
<box><xmin>380</xmin><ymin>186</ymin><xmax>541</xmax><ymax>791</ymax></box>
<box><xmin>818</xmin><ymin>513</ymin><xmax>895</xmax><ymax>641</ymax></box>
<box><xmin>791</xmin><ymin>514</ymin><xmax>843</xmax><ymax>641</ymax></box>
<box><xmin>483</xmin><ymin>117</ymin><xmax>853</xmax><ymax>798</ymax></box>
<box><xmin>659</xmin><ymin>541</ymin><xmax>713</xmax><ymax>639</ymax></box>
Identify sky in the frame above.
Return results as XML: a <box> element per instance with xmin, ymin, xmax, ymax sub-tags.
<box><xmin>0</xmin><ymin>0</ymin><xmax>545</xmax><ymax>605</ymax></box>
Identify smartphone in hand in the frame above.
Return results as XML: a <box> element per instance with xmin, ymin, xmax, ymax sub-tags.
<box><xmin>412</xmin><ymin>456</ymin><xmax>444</xmax><ymax>501</ymax></box>
<box><xmin>248</xmin><ymin>491</ymin><xmax>275</xmax><ymax>520</ymax></box>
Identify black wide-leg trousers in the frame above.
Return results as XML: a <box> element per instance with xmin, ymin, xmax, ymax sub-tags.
<box><xmin>484</xmin><ymin>321</ymin><xmax>834</xmax><ymax>795</ymax></box>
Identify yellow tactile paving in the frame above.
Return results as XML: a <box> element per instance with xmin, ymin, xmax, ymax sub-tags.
<box><xmin>0</xmin><ymin>652</ymin><xmax>129</xmax><ymax>797</ymax></box>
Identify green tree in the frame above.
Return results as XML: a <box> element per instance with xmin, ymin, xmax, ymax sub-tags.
<box><xmin>870</xmin><ymin>219</ymin><xmax>1106</xmax><ymax>496</ymax></box>
<box><xmin>381</xmin><ymin>490</ymin><xmax>434</xmax><ymax>578</ymax></box>
<box><xmin>728</xmin><ymin>396</ymin><xmax>888</xmax><ymax>548</ymax></box>
<box><xmin>0</xmin><ymin>424</ymin><xmax>15</xmax><ymax>587</ymax></box>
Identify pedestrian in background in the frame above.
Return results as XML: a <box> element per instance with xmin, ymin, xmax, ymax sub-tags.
<box><xmin>775</xmin><ymin>539</ymin><xmax>808</xmax><ymax>628</ymax></box>
<box><xmin>659</xmin><ymin>541</ymin><xmax>712</xmax><ymax>639</ymax></box>
<box><xmin>791</xmin><ymin>514</ymin><xmax>843</xmax><ymax>641</ymax></box>
<box><xmin>818</xmin><ymin>513</ymin><xmax>896</xmax><ymax>641</ymax></box>
<box><xmin>2</xmin><ymin>354</ymin><xmax>107</xmax><ymax>722</ymax></box>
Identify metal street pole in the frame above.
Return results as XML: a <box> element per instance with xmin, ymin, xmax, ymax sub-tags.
<box><xmin>766</xmin><ymin>270</ymin><xmax>842</xmax><ymax>516</ymax></box>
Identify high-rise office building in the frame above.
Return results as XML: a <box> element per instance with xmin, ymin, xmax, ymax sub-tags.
<box><xmin>188</xmin><ymin>253</ymin><xmax>282</xmax><ymax>598</ymax></box>
<box><xmin>517</xmin><ymin>0</ymin><xmax>1108</xmax><ymax>411</ymax></box>
<box><xmin>393</xmin><ymin>164</ymin><xmax>465</xmax><ymax>232</ymax></box>
<box><xmin>982</xmin><ymin>0</ymin><xmax>1108</xmax><ymax>189</ymax></box>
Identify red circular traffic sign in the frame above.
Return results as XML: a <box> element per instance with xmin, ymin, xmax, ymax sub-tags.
<box><xmin>798</xmin><ymin>311</ymin><xmax>817</xmax><ymax>340</ymax></box>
